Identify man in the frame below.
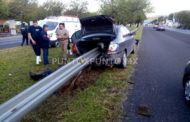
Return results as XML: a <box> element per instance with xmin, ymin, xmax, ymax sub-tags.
<box><xmin>28</xmin><ymin>20</ymin><xmax>42</xmax><ymax>65</ymax></box>
<box><xmin>20</xmin><ymin>23</ymin><xmax>28</xmax><ymax>46</ymax></box>
<box><xmin>40</xmin><ymin>25</ymin><xmax>50</xmax><ymax>66</ymax></box>
<box><xmin>56</xmin><ymin>23</ymin><xmax>69</xmax><ymax>64</ymax></box>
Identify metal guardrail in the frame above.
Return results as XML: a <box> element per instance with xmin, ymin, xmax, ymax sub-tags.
<box><xmin>0</xmin><ymin>48</ymin><xmax>100</xmax><ymax>122</ymax></box>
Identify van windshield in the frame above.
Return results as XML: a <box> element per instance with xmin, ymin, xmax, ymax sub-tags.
<box><xmin>40</xmin><ymin>21</ymin><xmax>58</xmax><ymax>31</ymax></box>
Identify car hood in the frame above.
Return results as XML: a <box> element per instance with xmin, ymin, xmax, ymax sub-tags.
<box><xmin>80</xmin><ymin>15</ymin><xmax>115</xmax><ymax>36</ymax></box>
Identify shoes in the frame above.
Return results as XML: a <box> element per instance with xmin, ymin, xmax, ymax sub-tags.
<box><xmin>36</xmin><ymin>56</ymin><xmax>42</xmax><ymax>65</ymax></box>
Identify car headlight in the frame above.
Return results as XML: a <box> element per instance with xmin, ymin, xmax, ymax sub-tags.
<box><xmin>108</xmin><ymin>43</ymin><xmax>119</xmax><ymax>53</ymax></box>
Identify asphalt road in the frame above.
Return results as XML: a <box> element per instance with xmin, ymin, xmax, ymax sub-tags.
<box><xmin>123</xmin><ymin>27</ymin><xmax>190</xmax><ymax>122</ymax></box>
<box><xmin>0</xmin><ymin>36</ymin><xmax>23</xmax><ymax>49</ymax></box>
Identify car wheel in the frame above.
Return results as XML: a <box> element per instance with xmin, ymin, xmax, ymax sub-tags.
<box><xmin>185</xmin><ymin>80</ymin><xmax>190</xmax><ymax>105</ymax></box>
<box><xmin>55</xmin><ymin>41</ymin><xmax>60</xmax><ymax>48</ymax></box>
<box><xmin>120</xmin><ymin>51</ymin><xmax>128</xmax><ymax>68</ymax></box>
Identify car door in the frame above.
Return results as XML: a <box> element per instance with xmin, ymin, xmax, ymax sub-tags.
<box><xmin>116</xmin><ymin>26</ymin><xmax>132</xmax><ymax>56</ymax></box>
<box><xmin>120</xmin><ymin>26</ymin><xmax>135</xmax><ymax>56</ymax></box>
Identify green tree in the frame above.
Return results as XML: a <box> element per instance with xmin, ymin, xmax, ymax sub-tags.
<box><xmin>64</xmin><ymin>0</ymin><xmax>89</xmax><ymax>18</ymax></box>
<box><xmin>175</xmin><ymin>11</ymin><xmax>190</xmax><ymax>29</ymax></box>
<box><xmin>7</xmin><ymin>0</ymin><xmax>49</xmax><ymax>22</ymax></box>
<box><xmin>158</xmin><ymin>16</ymin><xmax>165</xmax><ymax>22</ymax></box>
<box><xmin>43</xmin><ymin>0</ymin><xmax>65</xmax><ymax>16</ymax></box>
<box><xmin>168</xmin><ymin>13</ymin><xmax>174</xmax><ymax>20</ymax></box>
<box><xmin>100</xmin><ymin>0</ymin><xmax>151</xmax><ymax>24</ymax></box>
<box><xmin>0</xmin><ymin>0</ymin><xmax>9</xmax><ymax>19</ymax></box>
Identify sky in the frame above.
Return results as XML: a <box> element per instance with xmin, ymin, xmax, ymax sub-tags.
<box><xmin>147</xmin><ymin>0</ymin><xmax>190</xmax><ymax>17</ymax></box>
<box><xmin>39</xmin><ymin>0</ymin><xmax>190</xmax><ymax>17</ymax></box>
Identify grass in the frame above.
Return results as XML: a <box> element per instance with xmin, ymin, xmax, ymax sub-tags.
<box><xmin>0</xmin><ymin>26</ymin><xmax>144</xmax><ymax>122</ymax></box>
<box><xmin>23</xmin><ymin>56</ymin><xmax>136</xmax><ymax>122</ymax></box>
<box><xmin>135</xmin><ymin>26</ymin><xmax>144</xmax><ymax>41</ymax></box>
<box><xmin>0</xmin><ymin>46</ymin><xmax>61</xmax><ymax>104</ymax></box>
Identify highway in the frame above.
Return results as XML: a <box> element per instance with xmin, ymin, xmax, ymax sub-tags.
<box><xmin>124</xmin><ymin>27</ymin><xmax>190</xmax><ymax>122</ymax></box>
<box><xmin>0</xmin><ymin>36</ymin><xmax>23</xmax><ymax>49</ymax></box>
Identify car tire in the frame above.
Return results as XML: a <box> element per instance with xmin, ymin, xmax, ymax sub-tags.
<box><xmin>120</xmin><ymin>51</ymin><xmax>128</xmax><ymax>68</ymax></box>
<box><xmin>185</xmin><ymin>80</ymin><xmax>190</xmax><ymax>105</ymax></box>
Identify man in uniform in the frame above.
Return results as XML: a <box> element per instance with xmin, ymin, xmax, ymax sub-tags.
<box><xmin>56</xmin><ymin>23</ymin><xmax>69</xmax><ymax>64</ymax></box>
<box><xmin>20</xmin><ymin>23</ymin><xmax>28</xmax><ymax>46</ymax></box>
<box><xmin>28</xmin><ymin>20</ymin><xmax>42</xmax><ymax>65</ymax></box>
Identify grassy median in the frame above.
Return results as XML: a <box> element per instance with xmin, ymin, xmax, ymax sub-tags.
<box><xmin>135</xmin><ymin>26</ymin><xmax>144</xmax><ymax>41</ymax></box>
<box><xmin>0</xmin><ymin>26</ymin><xmax>143</xmax><ymax>122</ymax></box>
<box><xmin>0</xmin><ymin>46</ymin><xmax>61</xmax><ymax>104</ymax></box>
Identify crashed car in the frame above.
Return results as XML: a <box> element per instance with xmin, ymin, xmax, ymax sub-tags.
<box><xmin>71</xmin><ymin>15</ymin><xmax>136</xmax><ymax>68</ymax></box>
<box><xmin>183</xmin><ymin>61</ymin><xmax>190</xmax><ymax>105</ymax></box>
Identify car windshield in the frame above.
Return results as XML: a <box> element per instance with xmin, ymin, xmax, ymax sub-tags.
<box><xmin>39</xmin><ymin>21</ymin><xmax>58</xmax><ymax>31</ymax></box>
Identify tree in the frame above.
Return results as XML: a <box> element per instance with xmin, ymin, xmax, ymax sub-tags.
<box><xmin>64</xmin><ymin>0</ymin><xmax>89</xmax><ymax>18</ymax></box>
<box><xmin>43</xmin><ymin>0</ymin><xmax>65</xmax><ymax>16</ymax></box>
<box><xmin>175</xmin><ymin>11</ymin><xmax>190</xmax><ymax>29</ymax></box>
<box><xmin>168</xmin><ymin>13</ymin><xmax>174</xmax><ymax>20</ymax></box>
<box><xmin>100</xmin><ymin>0</ymin><xmax>151</xmax><ymax>24</ymax></box>
<box><xmin>0</xmin><ymin>0</ymin><xmax>9</xmax><ymax>19</ymax></box>
<box><xmin>158</xmin><ymin>16</ymin><xmax>165</xmax><ymax>22</ymax></box>
<box><xmin>7</xmin><ymin>0</ymin><xmax>51</xmax><ymax>22</ymax></box>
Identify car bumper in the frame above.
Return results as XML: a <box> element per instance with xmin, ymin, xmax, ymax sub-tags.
<box><xmin>95</xmin><ymin>52</ymin><xmax>123</xmax><ymax>66</ymax></box>
<box><xmin>156</xmin><ymin>28</ymin><xmax>165</xmax><ymax>31</ymax></box>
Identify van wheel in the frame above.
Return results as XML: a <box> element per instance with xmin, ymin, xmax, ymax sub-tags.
<box><xmin>120</xmin><ymin>51</ymin><xmax>128</xmax><ymax>68</ymax></box>
<box><xmin>185</xmin><ymin>80</ymin><xmax>190</xmax><ymax>106</ymax></box>
<box><xmin>55</xmin><ymin>41</ymin><xmax>60</xmax><ymax>48</ymax></box>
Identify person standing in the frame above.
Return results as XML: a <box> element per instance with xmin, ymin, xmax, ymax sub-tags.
<box><xmin>20</xmin><ymin>23</ymin><xmax>28</xmax><ymax>46</ymax></box>
<box><xmin>40</xmin><ymin>25</ymin><xmax>50</xmax><ymax>66</ymax></box>
<box><xmin>56</xmin><ymin>23</ymin><xmax>69</xmax><ymax>64</ymax></box>
<box><xmin>28</xmin><ymin>20</ymin><xmax>42</xmax><ymax>65</ymax></box>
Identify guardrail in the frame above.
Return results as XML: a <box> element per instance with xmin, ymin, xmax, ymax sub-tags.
<box><xmin>0</xmin><ymin>48</ymin><xmax>100</xmax><ymax>122</ymax></box>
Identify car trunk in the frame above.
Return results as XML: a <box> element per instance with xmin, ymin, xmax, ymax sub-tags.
<box><xmin>78</xmin><ymin>15</ymin><xmax>116</xmax><ymax>54</ymax></box>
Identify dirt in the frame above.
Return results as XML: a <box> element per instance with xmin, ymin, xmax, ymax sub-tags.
<box><xmin>137</xmin><ymin>104</ymin><xmax>151</xmax><ymax>117</ymax></box>
<box><xmin>56</xmin><ymin>66</ymin><xmax>106</xmax><ymax>95</ymax></box>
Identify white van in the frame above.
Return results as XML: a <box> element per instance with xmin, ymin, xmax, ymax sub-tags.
<box><xmin>39</xmin><ymin>16</ymin><xmax>81</xmax><ymax>47</ymax></box>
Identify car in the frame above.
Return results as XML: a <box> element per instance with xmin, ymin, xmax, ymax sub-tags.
<box><xmin>71</xmin><ymin>15</ymin><xmax>136</xmax><ymax>68</ymax></box>
<box><xmin>156</xmin><ymin>26</ymin><xmax>165</xmax><ymax>31</ymax></box>
<box><xmin>153</xmin><ymin>24</ymin><xmax>158</xmax><ymax>29</ymax></box>
<box><xmin>183</xmin><ymin>61</ymin><xmax>190</xmax><ymax>105</ymax></box>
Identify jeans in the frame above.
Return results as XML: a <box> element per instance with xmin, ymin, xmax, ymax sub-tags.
<box><xmin>43</xmin><ymin>48</ymin><xmax>49</xmax><ymax>65</ymax></box>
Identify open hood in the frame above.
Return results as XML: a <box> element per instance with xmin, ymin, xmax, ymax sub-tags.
<box><xmin>80</xmin><ymin>15</ymin><xmax>115</xmax><ymax>36</ymax></box>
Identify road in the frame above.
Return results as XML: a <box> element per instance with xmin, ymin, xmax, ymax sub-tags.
<box><xmin>123</xmin><ymin>27</ymin><xmax>190</xmax><ymax>122</ymax></box>
<box><xmin>0</xmin><ymin>36</ymin><xmax>22</xmax><ymax>49</ymax></box>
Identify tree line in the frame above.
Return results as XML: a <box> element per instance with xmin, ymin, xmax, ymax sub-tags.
<box><xmin>0</xmin><ymin>0</ymin><xmax>151</xmax><ymax>24</ymax></box>
<box><xmin>169</xmin><ymin>11</ymin><xmax>190</xmax><ymax>29</ymax></box>
<box><xmin>156</xmin><ymin>10</ymin><xmax>190</xmax><ymax>29</ymax></box>
<box><xmin>0</xmin><ymin>0</ymin><xmax>93</xmax><ymax>22</ymax></box>
<box><xmin>99</xmin><ymin>0</ymin><xmax>152</xmax><ymax>24</ymax></box>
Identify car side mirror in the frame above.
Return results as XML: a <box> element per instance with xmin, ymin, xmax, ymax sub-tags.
<box><xmin>129</xmin><ymin>31</ymin><xmax>136</xmax><ymax>36</ymax></box>
<box><xmin>123</xmin><ymin>32</ymin><xmax>136</xmax><ymax>37</ymax></box>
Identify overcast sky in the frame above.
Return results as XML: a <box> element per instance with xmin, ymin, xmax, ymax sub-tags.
<box><xmin>39</xmin><ymin>0</ymin><xmax>190</xmax><ymax>17</ymax></box>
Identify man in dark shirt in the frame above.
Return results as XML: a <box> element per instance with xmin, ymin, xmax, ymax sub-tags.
<box><xmin>28</xmin><ymin>20</ymin><xmax>42</xmax><ymax>65</ymax></box>
<box><xmin>20</xmin><ymin>23</ymin><xmax>28</xmax><ymax>46</ymax></box>
<box><xmin>40</xmin><ymin>25</ymin><xmax>50</xmax><ymax>66</ymax></box>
